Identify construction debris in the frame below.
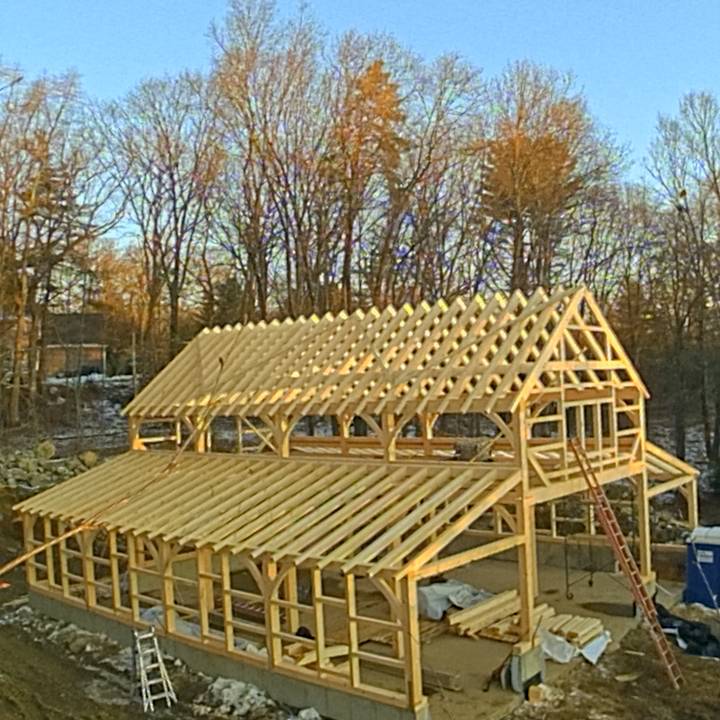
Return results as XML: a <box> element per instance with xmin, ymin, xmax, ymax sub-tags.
<box><xmin>656</xmin><ymin>603</ymin><xmax>720</xmax><ymax>658</ymax></box>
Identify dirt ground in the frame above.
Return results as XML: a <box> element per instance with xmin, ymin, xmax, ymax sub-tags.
<box><xmin>0</xmin><ymin>487</ymin><xmax>197</xmax><ymax>719</ymax></box>
<box><xmin>509</xmin><ymin>627</ymin><xmax>720</xmax><ymax>720</ymax></box>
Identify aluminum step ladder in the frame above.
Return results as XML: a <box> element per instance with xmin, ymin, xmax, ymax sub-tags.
<box><xmin>569</xmin><ymin>439</ymin><xmax>684</xmax><ymax>689</ymax></box>
<box><xmin>132</xmin><ymin>627</ymin><xmax>178</xmax><ymax>712</ymax></box>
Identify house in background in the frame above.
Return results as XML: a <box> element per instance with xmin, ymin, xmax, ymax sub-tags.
<box><xmin>43</xmin><ymin>313</ymin><xmax>107</xmax><ymax>377</ymax></box>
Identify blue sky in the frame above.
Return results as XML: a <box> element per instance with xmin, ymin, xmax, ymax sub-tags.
<box><xmin>1</xmin><ymin>1</ymin><xmax>719</xmax><ymax>173</ymax></box>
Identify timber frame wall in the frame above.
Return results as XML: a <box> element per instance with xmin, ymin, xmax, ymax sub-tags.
<box><xmin>16</xmin><ymin>286</ymin><xmax>699</xmax><ymax>717</ymax></box>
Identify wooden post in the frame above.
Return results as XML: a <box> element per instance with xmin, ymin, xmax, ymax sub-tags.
<box><xmin>267</xmin><ymin>417</ymin><xmax>292</xmax><ymax>458</ymax></box>
<box><xmin>637</xmin><ymin>398</ymin><xmax>653</xmax><ymax>581</ymax></box>
<box><xmin>311</xmin><ymin>568</ymin><xmax>327</xmax><ymax>672</ymax></box>
<box><xmin>529</xmin><ymin>506</ymin><xmax>538</xmax><ymax>597</ymax></box>
<box><xmin>159</xmin><ymin>542</ymin><xmax>176</xmax><ymax>634</ymax></box>
<box><xmin>345</xmin><ymin>573</ymin><xmax>360</xmax><ymax>688</ymax></box>
<box><xmin>193</xmin><ymin>418</ymin><xmax>207</xmax><ymax>453</ymax></box>
<box><xmin>283</xmin><ymin>566</ymin><xmax>300</xmax><ymax>633</ymax></box>
<box><xmin>339</xmin><ymin>414</ymin><xmax>351</xmax><ymax>456</ymax></box>
<box><xmin>401</xmin><ymin>576</ymin><xmax>423</xmax><ymax>709</ymax></box>
<box><xmin>21</xmin><ymin>515</ymin><xmax>36</xmax><ymax>586</ymax></box>
<box><xmin>197</xmin><ymin>547</ymin><xmax>213</xmax><ymax>640</ymax></box>
<box><xmin>220</xmin><ymin>552</ymin><xmax>234</xmax><ymax>652</ymax></box>
<box><xmin>382</xmin><ymin>412</ymin><xmax>397</xmax><ymax>462</ymax></box>
<box><xmin>43</xmin><ymin>517</ymin><xmax>56</xmax><ymax>587</ymax></box>
<box><xmin>58</xmin><ymin>520</ymin><xmax>70</xmax><ymax>597</ymax></box>
<box><xmin>127</xmin><ymin>534</ymin><xmax>140</xmax><ymax>622</ymax></box>
<box><xmin>263</xmin><ymin>558</ymin><xmax>283</xmax><ymax>667</ymax></box>
<box><xmin>128</xmin><ymin>416</ymin><xmax>145</xmax><ymax>450</ymax></box>
<box><xmin>514</xmin><ymin>406</ymin><xmax>536</xmax><ymax>641</ymax></box>
<box><xmin>81</xmin><ymin>529</ymin><xmax>97</xmax><ymax>608</ymax></box>
<box><xmin>420</xmin><ymin>412</ymin><xmax>435</xmax><ymax>456</ymax></box>
<box><xmin>109</xmin><ymin>530</ymin><xmax>121</xmax><ymax>611</ymax></box>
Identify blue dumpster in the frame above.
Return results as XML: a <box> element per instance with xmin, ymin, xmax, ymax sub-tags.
<box><xmin>684</xmin><ymin>526</ymin><xmax>720</xmax><ymax>608</ymax></box>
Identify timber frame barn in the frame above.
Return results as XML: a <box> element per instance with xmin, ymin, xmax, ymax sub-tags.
<box><xmin>15</xmin><ymin>286</ymin><xmax>698</xmax><ymax>719</ymax></box>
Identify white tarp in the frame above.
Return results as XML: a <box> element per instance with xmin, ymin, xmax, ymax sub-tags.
<box><xmin>417</xmin><ymin>580</ymin><xmax>493</xmax><ymax>620</ymax></box>
<box><xmin>539</xmin><ymin>628</ymin><xmax>611</xmax><ymax>665</ymax></box>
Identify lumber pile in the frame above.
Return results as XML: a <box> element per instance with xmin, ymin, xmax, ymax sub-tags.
<box><xmin>473</xmin><ymin>603</ymin><xmax>556</xmax><ymax>643</ymax></box>
<box><xmin>543</xmin><ymin>614</ymin><xmax>604</xmax><ymax>647</ymax></box>
<box><xmin>447</xmin><ymin>591</ymin><xmax>604</xmax><ymax>647</ymax></box>
<box><xmin>447</xmin><ymin>590</ymin><xmax>520</xmax><ymax>637</ymax></box>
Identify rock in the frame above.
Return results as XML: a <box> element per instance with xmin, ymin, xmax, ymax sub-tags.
<box><xmin>298</xmin><ymin>709</ymin><xmax>322</xmax><ymax>720</ymax></box>
<box><xmin>35</xmin><ymin>440</ymin><xmax>56</xmax><ymax>459</ymax></box>
<box><xmin>69</xmin><ymin>636</ymin><xmax>89</xmax><ymax>654</ymax></box>
<box><xmin>78</xmin><ymin>450</ymin><xmax>99</xmax><ymax>468</ymax></box>
<box><xmin>528</xmin><ymin>683</ymin><xmax>564</xmax><ymax>705</ymax></box>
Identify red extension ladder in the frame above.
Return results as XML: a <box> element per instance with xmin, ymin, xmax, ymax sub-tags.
<box><xmin>569</xmin><ymin>439</ymin><xmax>684</xmax><ymax>689</ymax></box>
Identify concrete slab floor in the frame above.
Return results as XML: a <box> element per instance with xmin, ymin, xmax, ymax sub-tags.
<box><xmin>419</xmin><ymin>558</ymin><xmax>684</xmax><ymax>720</ymax></box>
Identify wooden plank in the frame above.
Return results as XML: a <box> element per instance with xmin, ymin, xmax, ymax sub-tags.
<box><xmin>448</xmin><ymin>590</ymin><xmax>518</xmax><ymax>627</ymax></box>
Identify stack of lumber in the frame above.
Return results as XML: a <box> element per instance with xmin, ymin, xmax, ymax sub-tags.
<box><xmin>474</xmin><ymin>603</ymin><xmax>556</xmax><ymax>643</ymax></box>
<box><xmin>543</xmin><ymin>614</ymin><xmax>604</xmax><ymax>647</ymax></box>
<box><xmin>447</xmin><ymin>591</ymin><xmax>604</xmax><ymax>647</ymax></box>
<box><xmin>447</xmin><ymin>590</ymin><xmax>520</xmax><ymax>637</ymax></box>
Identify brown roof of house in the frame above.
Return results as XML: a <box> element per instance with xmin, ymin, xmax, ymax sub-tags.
<box><xmin>44</xmin><ymin>313</ymin><xmax>106</xmax><ymax>347</ymax></box>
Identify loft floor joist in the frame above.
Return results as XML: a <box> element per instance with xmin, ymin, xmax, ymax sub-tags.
<box><xmin>14</xmin><ymin>285</ymin><xmax>699</xmax><ymax>720</ymax></box>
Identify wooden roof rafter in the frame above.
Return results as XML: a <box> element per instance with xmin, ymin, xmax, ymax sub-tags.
<box><xmin>124</xmin><ymin>285</ymin><xmax>648</xmax><ymax>422</ymax></box>
<box><xmin>14</xmin><ymin>451</ymin><xmax>522</xmax><ymax>577</ymax></box>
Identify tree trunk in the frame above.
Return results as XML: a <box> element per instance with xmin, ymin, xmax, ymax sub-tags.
<box><xmin>8</xmin><ymin>272</ymin><xmax>28</xmax><ymax>426</ymax></box>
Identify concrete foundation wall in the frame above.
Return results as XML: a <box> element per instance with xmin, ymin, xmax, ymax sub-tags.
<box><xmin>29</xmin><ymin>589</ymin><xmax>429</xmax><ymax>720</ymax></box>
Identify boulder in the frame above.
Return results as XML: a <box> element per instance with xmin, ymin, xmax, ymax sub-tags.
<box><xmin>35</xmin><ymin>440</ymin><xmax>56</xmax><ymax>460</ymax></box>
<box><xmin>78</xmin><ymin>450</ymin><xmax>99</xmax><ymax>468</ymax></box>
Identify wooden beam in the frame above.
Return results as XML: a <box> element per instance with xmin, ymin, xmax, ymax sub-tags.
<box><xmin>159</xmin><ymin>541</ymin><xmax>176</xmax><ymax>634</ymax></box>
<box><xmin>414</xmin><ymin>534</ymin><xmax>524</xmax><ymax>579</ymax></box>
<box><xmin>21</xmin><ymin>515</ymin><xmax>36</xmax><ymax>586</ymax></box>
<box><xmin>401</xmin><ymin>577</ymin><xmax>424</xmax><ymax>709</ymax></box>
<box><xmin>647</xmin><ymin>475</ymin><xmax>696</xmax><ymax>498</ymax></box>
<box><xmin>197</xmin><ymin>547</ymin><xmax>213</xmax><ymax>639</ymax></box>
<box><xmin>311</xmin><ymin>568</ymin><xmax>327</xmax><ymax>672</ymax></box>
<box><xmin>81</xmin><ymin>529</ymin><xmax>97</xmax><ymax>609</ymax></box>
<box><xmin>109</xmin><ymin>530</ymin><xmax>121</xmax><ymax>611</ymax></box>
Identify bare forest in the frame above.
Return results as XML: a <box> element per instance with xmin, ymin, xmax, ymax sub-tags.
<box><xmin>1</xmin><ymin>0</ymin><xmax>719</xmax><ymax>473</ymax></box>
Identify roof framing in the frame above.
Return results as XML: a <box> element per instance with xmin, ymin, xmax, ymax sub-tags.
<box><xmin>15</xmin><ymin>451</ymin><xmax>521</xmax><ymax>577</ymax></box>
<box><xmin>124</xmin><ymin>286</ymin><xmax>647</xmax><ymax>421</ymax></box>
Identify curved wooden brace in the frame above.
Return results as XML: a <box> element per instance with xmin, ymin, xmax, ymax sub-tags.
<box><xmin>485</xmin><ymin>411</ymin><xmax>516</xmax><ymax>451</ymax></box>
<box><xmin>370</xmin><ymin>576</ymin><xmax>403</xmax><ymax>622</ymax></box>
<box><xmin>233</xmin><ymin>551</ymin><xmax>269</xmax><ymax>595</ymax></box>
